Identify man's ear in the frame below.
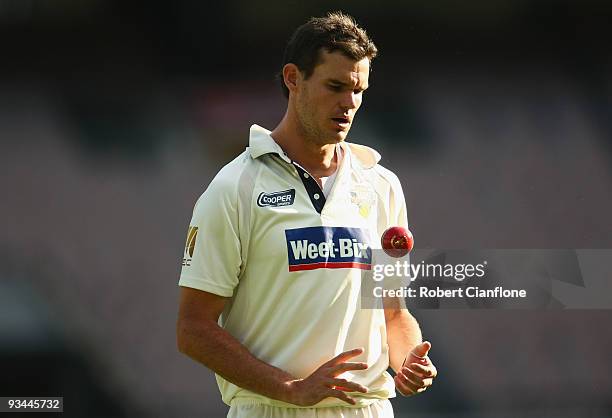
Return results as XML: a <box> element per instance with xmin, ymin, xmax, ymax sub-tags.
<box><xmin>283</xmin><ymin>63</ymin><xmax>300</xmax><ymax>94</ymax></box>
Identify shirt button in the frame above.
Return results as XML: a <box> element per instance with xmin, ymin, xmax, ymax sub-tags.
<box><xmin>303</xmin><ymin>173</ymin><xmax>309</xmax><ymax>179</ymax></box>
<box><xmin>314</xmin><ymin>193</ymin><xmax>320</xmax><ymax>200</ymax></box>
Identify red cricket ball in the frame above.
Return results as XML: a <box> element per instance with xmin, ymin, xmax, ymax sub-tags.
<box><xmin>381</xmin><ymin>226</ymin><xmax>414</xmax><ymax>257</ymax></box>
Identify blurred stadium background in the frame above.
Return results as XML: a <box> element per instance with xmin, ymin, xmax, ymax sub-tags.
<box><xmin>1</xmin><ymin>0</ymin><xmax>611</xmax><ymax>417</ymax></box>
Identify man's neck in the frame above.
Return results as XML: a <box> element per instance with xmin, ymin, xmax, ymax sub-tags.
<box><xmin>270</xmin><ymin>115</ymin><xmax>339</xmax><ymax>179</ymax></box>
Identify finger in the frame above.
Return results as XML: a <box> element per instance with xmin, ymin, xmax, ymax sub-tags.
<box><xmin>397</xmin><ymin>379</ymin><xmax>427</xmax><ymax>396</ymax></box>
<box><xmin>409</xmin><ymin>341</ymin><xmax>431</xmax><ymax>360</ymax></box>
<box><xmin>401</xmin><ymin>369</ymin><xmax>432</xmax><ymax>390</ymax></box>
<box><xmin>325</xmin><ymin>348</ymin><xmax>364</xmax><ymax>366</ymax></box>
<box><xmin>327</xmin><ymin>389</ymin><xmax>356</xmax><ymax>405</ymax></box>
<box><xmin>401</xmin><ymin>367</ymin><xmax>425</xmax><ymax>387</ymax></box>
<box><xmin>394</xmin><ymin>374</ymin><xmax>416</xmax><ymax>396</ymax></box>
<box><xmin>407</xmin><ymin>362</ymin><xmax>437</xmax><ymax>379</ymax></box>
<box><xmin>403</xmin><ymin>368</ymin><xmax>433</xmax><ymax>388</ymax></box>
<box><xmin>328</xmin><ymin>362</ymin><xmax>368</xmax><ymax>375</ymax></box>
<box><xmin>327</xmin><ymin>378</ymin><xmax>368</xmax><ymax>393</ymax></box>
<box><xmin>405</xmin><ymin>364</ymin><xmax>435</xmax><ymax>380</ymax></box>
<box><xmin>402</xmin><ymin>369</ymin><xmax>428</xmax><ymax>390</ymax></box>
<box><xmin>396</xmin><ymin>372</ymin><xmax>419</xmax><ymax>392</ymax></box>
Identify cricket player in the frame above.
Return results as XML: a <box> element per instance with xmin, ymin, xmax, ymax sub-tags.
<box><xmin>177</xmin><ymin>12</ymin><xmax>437</xmax><ymax>418</ymax></box>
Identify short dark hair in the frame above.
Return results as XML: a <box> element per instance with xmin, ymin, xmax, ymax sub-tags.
<box><xmin>278</xmin><ymin>11</ymin><xmax>378</xmax><ymax>98</ymax></box>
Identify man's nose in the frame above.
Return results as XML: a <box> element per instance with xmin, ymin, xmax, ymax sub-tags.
<box><xmin>340</xmin><ymin>91</ymin><xmax>360</xmax><ymax>110</ymax></box>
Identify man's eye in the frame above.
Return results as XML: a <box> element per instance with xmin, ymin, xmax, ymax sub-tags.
<box><xmin>329</xmin><ymin>85</ymin><xmax>342</xmax><ymax>91</ymax></box>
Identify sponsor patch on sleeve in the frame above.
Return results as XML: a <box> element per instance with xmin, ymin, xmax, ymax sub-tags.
<box><xmin>182</xmin><ymin>226</ymin><xmax>198</xmax><ymax>266</ymax></box>
<box><xmin>285</xmin><ymin>226</ymin><xmax>372</xmax><ymax>272</ymax></box>
<box><xmin>257</xmin><ymin>189</ymin><xmax>296</xmax><ymax>207</ymax></box>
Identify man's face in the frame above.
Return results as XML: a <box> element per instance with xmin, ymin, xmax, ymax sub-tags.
<box><xmin>293</xmin><ymin>50</ymin><xmax>370</xmax><ymax>146</ymax></box>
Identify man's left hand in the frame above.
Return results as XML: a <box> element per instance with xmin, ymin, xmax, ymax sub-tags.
<box><xmin>394</xmin><ymin>341</ymin><xmax>437</xmax><ymax>396</ymax></box>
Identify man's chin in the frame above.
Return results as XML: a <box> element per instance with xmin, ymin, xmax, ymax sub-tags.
<box><xmin>309</xmin><ymin>127</ymin><xmax>349</xmax><ymax>145</ymax></box>
<box><xmin>332</xmin><ymin>128</ymin><xmax>350</xmax><ymax>143</ymax></box>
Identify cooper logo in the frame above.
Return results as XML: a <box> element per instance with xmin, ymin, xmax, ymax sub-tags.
<box><xmin>257</xmin><ymin>189</ymin><xmax>296</xmax><ymax>207</ymax></box>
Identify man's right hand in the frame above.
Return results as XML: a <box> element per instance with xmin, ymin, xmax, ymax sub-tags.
<box><xmin>284</xmin><ymin>348</ymin><xmax>369</xmax><ymax>406</ymax></box>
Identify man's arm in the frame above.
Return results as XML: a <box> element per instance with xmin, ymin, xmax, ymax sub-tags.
<box><xmin>383</xmin><ymin>296</ymin><xmax>422</xmax><ymax>372</ymax></box>
<box><xmin>177</xmin><ymin>287</ymin><xmax>368</xmax><ymax>406</ymax></box>
<box><xmin>384</xmin><ymin>296</ymin><xmax>437</xmax><ymax>395</ymax></box>
<box><xmin>177</xmin><ymin>287</ymin><xmax>296</xmax><ymax>401</ymax></box>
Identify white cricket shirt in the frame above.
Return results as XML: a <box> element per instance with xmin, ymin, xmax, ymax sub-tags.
<box><xmin>179</xmin><ymin>124</ymin><xmax>409</xmax><ymax>409</ymax></box>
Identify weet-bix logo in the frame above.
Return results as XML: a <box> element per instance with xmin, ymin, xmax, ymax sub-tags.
<box><xmin>285</xmin><ymin>226</ymin><xmax>372</xmax><ymax>272</ymax></box>
<box><xmin>257</xmin><ymin>189</ymin><xmax>296</xmax><ymax>207</ymax></box>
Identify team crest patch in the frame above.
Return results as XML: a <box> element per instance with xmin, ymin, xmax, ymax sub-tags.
<box><xmin>257</xmin><ymin>189</ymin><xmax>296</xmax><ymax>207</ymax></box>
<box><xmin>350</xmin><ymin>185</ymin><xmax>377</xmax><ymax>218</ymax></box>
<box><xmin>182</xmin><ymin>226</ymin><xmax>198</xmax><ymax>266</ymax></box>
<box><xmin>285</xmin><ymin>226</ymin><xmax>371</xmax><ymax>272</ymax></box>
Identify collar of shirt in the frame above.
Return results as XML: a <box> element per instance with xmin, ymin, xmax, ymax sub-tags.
<box><xmin>247</xmin><ymin>124</ymin><xmax>381</xmax><ymax>169</ymax></box>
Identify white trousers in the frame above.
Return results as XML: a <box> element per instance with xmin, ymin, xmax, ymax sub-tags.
<box><xmin>227</xmin><ymin>399</ymin><xmax>394</xmax><ymax>418</ymax></box>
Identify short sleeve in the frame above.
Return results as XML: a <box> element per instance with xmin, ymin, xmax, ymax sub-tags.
<box><xmin>383</xmin><ymin>175</ymin><xmax>411</xmax><ymax>292</ymax></box>
<box><xmin>179</xmin><ymin>176</ymin><xmax>242</xmax><ymax>297</ymax></box>
<box><xmin>395</xmin><ymin>182</ymin><xmax>408</xmax><ymax>230</ymax></box>
<box><xmin>376</xmin><ymin>164</ymin><xmax>408</xmax><ymax>230</ymax></box>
